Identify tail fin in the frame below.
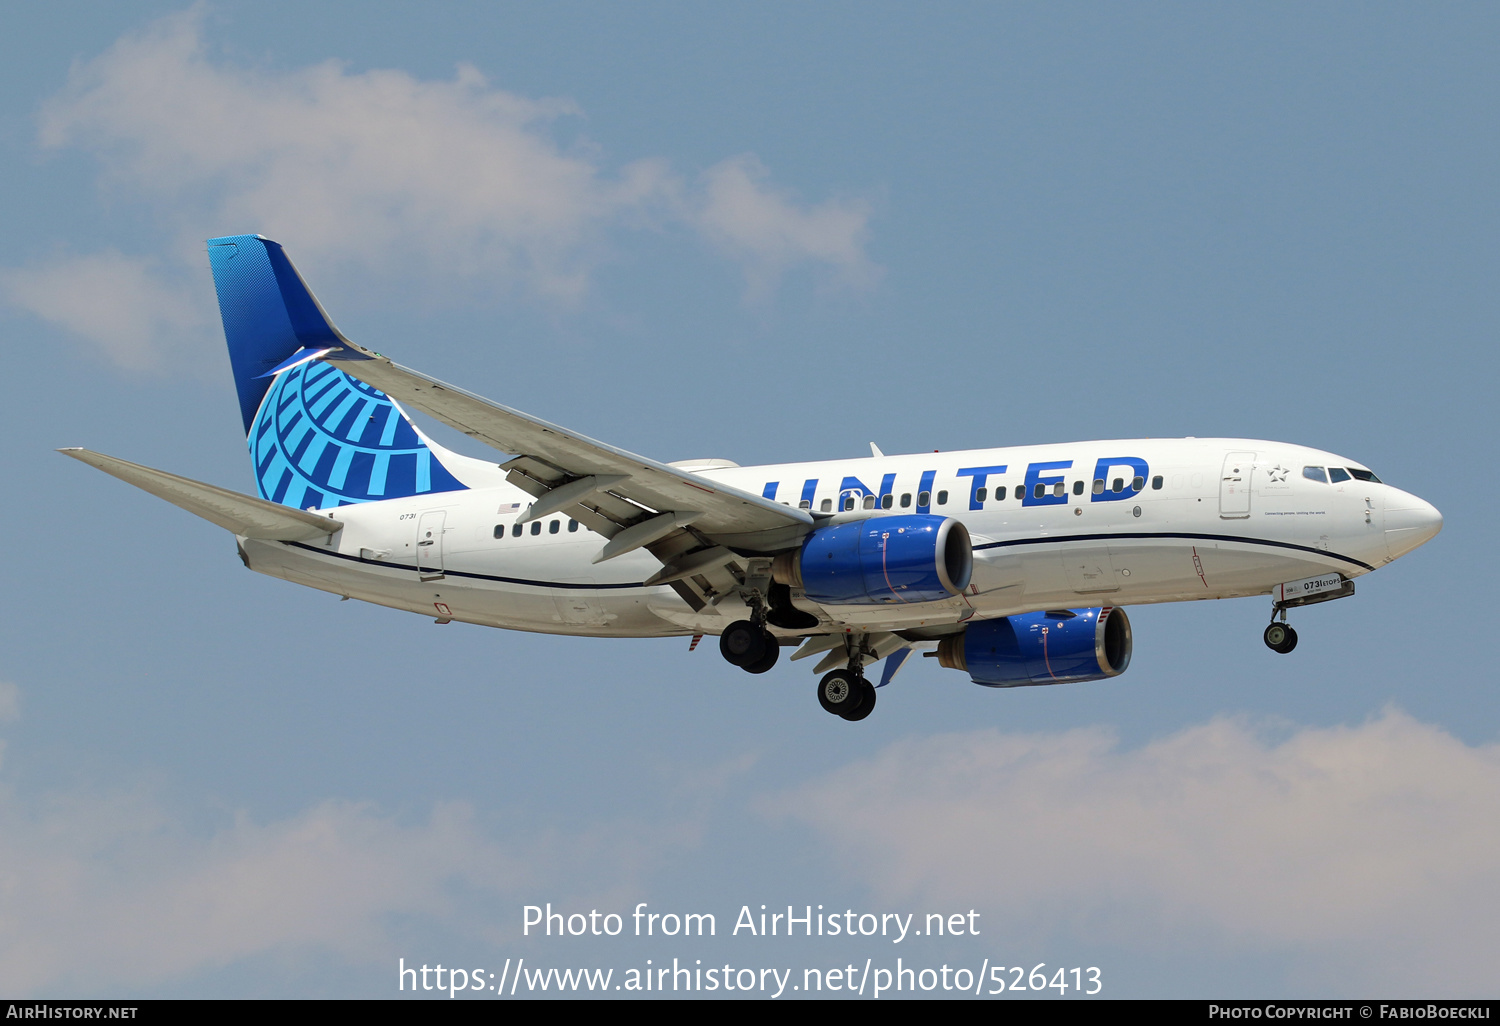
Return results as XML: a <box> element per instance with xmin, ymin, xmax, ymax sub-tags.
<box><xmin>207</xmin><ymin>235</ymin><xmax>466</xmax><ymax>509</ymax></box>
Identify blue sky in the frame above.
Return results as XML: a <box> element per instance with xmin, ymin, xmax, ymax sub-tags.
<box><xmin>0</xmin><ymin>2</ymin><xmax>1495</xmax><ymax>998</ymax></box>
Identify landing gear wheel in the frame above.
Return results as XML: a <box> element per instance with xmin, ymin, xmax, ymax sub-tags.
<box><xmin>840</xmin><ymin>680</ymin><xmax>877</xmax><ymax>721</ymax></box>
<box><xmin>817</xmin><ymin>669</ymin><xmax>866</xmax><ymax>717</ymax></box>
<box><xmin>720</xmin><ymin>620</ymin><xmax>766</xmax><ymax>667</ymax></box>
<box><xmin>742</xmin><ymin>631</ymin><xmax>780</xmax><ymax>674</ymax></box>
<box><xmin>1277</xmin><ymin>625</ymin><xmax>1298</xmax><ymax>653</ymax></box>
<box><xmin>1263</xmin><ymin>622</ymin><xmax>1298</xmax><ymax>654</ymax></box>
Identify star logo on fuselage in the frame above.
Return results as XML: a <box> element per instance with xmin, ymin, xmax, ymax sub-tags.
<box><xmin>1267</xmin><ymin>464</ymin><xmax>1289</xmax><ymax>483</ymax></box>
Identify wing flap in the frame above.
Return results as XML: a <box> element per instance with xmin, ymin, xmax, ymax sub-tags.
<box><xmin>59</xmin><ymin>448</ymin><xmax>343</xmax><ymax>541</ymax></box>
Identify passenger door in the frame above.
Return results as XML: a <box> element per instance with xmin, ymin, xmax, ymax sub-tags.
<box><xmin>1219</xmin><ymin>452</ymin><xmax>1256</xmax><ymax>519</ymax></box>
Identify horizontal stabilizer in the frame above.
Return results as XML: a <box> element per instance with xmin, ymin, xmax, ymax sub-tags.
<box><xmin>59</xmin><ymin>448</ymin><xmax>343</xmax><ymax>541</ymax></box>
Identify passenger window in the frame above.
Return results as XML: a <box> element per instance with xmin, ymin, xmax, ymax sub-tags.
<box><xmin>1303</xmin><ymin>466</ymin><xmax>1328</xmax><ymax>483</ymax></box>
<box><xmin>1152</xmin><ymin>475</ymin><xmax>1163</xmax><ymax>490</ymax></box>
<box><xmin>512</xmin><ymin>523</ymin><xmax>522</xmax><ymax>538</ymax></box>
<box><xmin>917</xmin><ymin>490</ymin><xmax>930</xmax><ymax>507</ymax></box>
<box><xmin>937</xmin><ymin>490</ymin><xmax>949</xmax><ymax>505</ymax></box>
<box><xmin>1033</xmin><ymin>483</ymin><xmax>1045</xmax><ymax>499</ymax></box>
<box><xmin>1052</xmin><ymin>482</ymin><xmax>1065</xmax><ymax>497</ymax></box>
<box><xmin>798</xmin><ymin>500</ymin><xmax>811</xmax><ymax>510</ymax></box>
<box><xmin>843</xmin><ymin>496</ymin><xmax>856</xmax><ymax>512</ymax></box>
<box><xmin>820</xmin><ymin>499</ymin><xmax>832</xmax><ymax>512</ymax></box>
<box><xmin>549</xmin><ymin>520</ymin><xmax>560</xmax><ymax>534</ymax></box>
<box><xmin>568</xmin><ymin>519</ymin><xmax>579</xmax><ymax>532</ymax></box>
<box><xmin>862</xmin><ymin>494</ymin><xmax>876</xmax><ymax>509</ymax></box>
<box><xmin>530</xmin><ymin>521</ymin><xmax>541</xmax><ymax>535</ymax></box>
<box><xmin>881</xmin><ymin>494</ymin><xmax>894</xmax><ymax>509</ymax></box>
<box><xmin>1328</xmin><ymin>468</ymin><xmax>1351</xmax><ymax>484</ymax></box>
<box><xmin>494</xmin><ymin>525</ymin><xmax>505</xmax><ymax>539</ymax></box>
<box><xmin>900</xmin><ymin>493</ymin><xmax>912</xmax><ymax>508</ymax></box>
<box><xmin>995</xmin><ymin>486</ymin><xmax>1007</xmax><ymax>501</ymax></box>
<box><xmin>1131</xmin><ymin>476</ymin><xmax>1145</xmax><ymax>492</ymax></box>
<box><xmin>1072</xmin><ymin>480</ymin><xmax>1084</xmax><ymax>496</ymax></box>
<box><xmin>1112</xmin><ymin>478</ymin><xmax>1124</xmax><ymax>493</ymax></box>
<box><xmin>1092</xmin><ymin>479</ymin><xmax>1104</xmax><ymax>494</ymax></box>
<box><xmin>976</xmin><ymin>487</ymin><xmax>988</xmax><ymax>503</ymax></box>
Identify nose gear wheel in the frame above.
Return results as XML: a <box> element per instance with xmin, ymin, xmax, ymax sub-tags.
<box><xmin>1263</xmin><ymin>622</ymin><xmax>1298</xmax><ymax>654</ymax></box>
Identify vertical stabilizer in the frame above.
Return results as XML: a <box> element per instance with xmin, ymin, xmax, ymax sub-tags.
<box><xmin>207</xmin><ymin>235</ymin><xmax>467</xmax><ymax>509</ymax></box>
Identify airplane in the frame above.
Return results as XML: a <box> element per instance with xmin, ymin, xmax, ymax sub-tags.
<box><xmin>61</xmin><ymin>234</ymin><xmax>1444</xmax><ymax>721</ymax></box>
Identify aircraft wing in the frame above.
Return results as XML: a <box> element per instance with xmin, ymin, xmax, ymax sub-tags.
<box><xmin>320</xmin><ymin>342</ymin><xmax>814</xmax><ymax>561</ymax></box>
<box><xmin>59</xmin><ymin>448</ymin><xmax>343</xmax><ymax>542</ymax></box>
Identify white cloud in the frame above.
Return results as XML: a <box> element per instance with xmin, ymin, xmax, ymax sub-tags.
<box><xmin>694</xmin><ymin>155</ymin><xmax>879</xmax><ymax>297</ymax></box>
<box><xmin>1</xmin><ymin>251</ymin><xmax>207</xmax><ymax>369</ymax></box>
<box><xmin>0</xmin><ymin>746</ymin><xmax>744</xmax><ymax>994</ymax></box>
<box><xmin>14</xmin><ymin>8</ymin><xmax>876</xmax><ymax>363</ymax></box>
<box><xmin>772</xmin><ymin>708</ymin><xmax>1500</xmax><ymax>994</ymax></box>
<box><xmin>0</xmin><ymin>792</ymin><xmax>518</xmax><ymax>992</ymax></box>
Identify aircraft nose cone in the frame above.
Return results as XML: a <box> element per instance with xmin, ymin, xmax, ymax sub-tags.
<box><xmin>1384</xmin><ymin>489</ymin><xmax>1442</xmax><ymax>560</ymax></box>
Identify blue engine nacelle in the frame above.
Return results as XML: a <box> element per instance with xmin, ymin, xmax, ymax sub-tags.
<box><xmin>936</xmin><ymin>607</ymin><xmax>1132</xmax><ymax>687</ymax></box>
<box><xmin>772</xmin><ymin>515</ymin><xmax>972</xmax><ymax>605</ymax></box>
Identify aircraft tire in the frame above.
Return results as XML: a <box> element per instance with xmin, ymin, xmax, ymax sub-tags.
<box><xmin>720</xmin><ymin>620</ymin><xmax>766</xmax><ymax>667</ymax></box>
<box><xmin>840</xmin><ymin>680</ymin><xmax>877</xmax><ymax>721</ymax></box>
<box><xmin>742</xmin><ymin>632</ymin><xmax>780</xmax><ymax>674</ymax></box>
<box><xmin>1277</xmin><ymin>625</ymin><xmax>1298</xmax><ymax>654</ymax></box>
<box><xmin>1264</xmin><ymin>623</ymin><xmax>1289</xmax><ymax>651</ymax></box>
<box><xmin>1263</xmin><ymin>622</ymin><xmax>1298</xmax><ymax>654</ymax></box>
<box><xmin>817</xmin><ymin>669</ymin><xmax>865</xmax><ymax>717</ymax></box>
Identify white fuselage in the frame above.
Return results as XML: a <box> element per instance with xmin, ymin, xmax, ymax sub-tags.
<box><xmin>240</xmin><ymin>438</ymin><xmax>1439</xmax><ymax>638</ymax></box>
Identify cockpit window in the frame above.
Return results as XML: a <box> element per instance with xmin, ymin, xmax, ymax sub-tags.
<box><xmin>1347</xmin><ymin>468</ymin><xmax>1382</xmax><ymax>483</ymax></box>
<box><xmin>1328</xmin><ymin>467</ymin><xmax>1351</xmax><ymax>483</ymax></box>
<box><xmin>1303</xmin><ymin>466</ymin><xmax>1328</xmax><ymax>483</ymax></box>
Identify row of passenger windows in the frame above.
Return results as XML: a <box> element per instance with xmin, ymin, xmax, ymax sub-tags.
<box><xmin>494</xmin><ymin>472</ymin><xmax>1179</xmax><ymax>535</ymax></box>
<box><xmin>495</xmin><ymin>519</ymin><xmax>581</xmax><ymax>538</ymax></box>
<box><xmin>1304</xmin><ymin>466</ymin><xmax>1382</xmax><ymax>484</ymax></box>
<box><xmin>805</xmin><ymin>475</ymin><xmax>1166</xmax><ymax>512</ymax></box>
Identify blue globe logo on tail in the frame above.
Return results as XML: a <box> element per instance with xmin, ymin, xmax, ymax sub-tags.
<box><xmin>250</xmin><ymin>360</ymin><xmax>466</xmax><ymax>509</ymax></box>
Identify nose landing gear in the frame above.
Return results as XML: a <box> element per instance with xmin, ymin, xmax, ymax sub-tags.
<box><xmin>1263</xmin><ymin>620</ymin><xmax>1298</xmax><ymax>654</ymax></box>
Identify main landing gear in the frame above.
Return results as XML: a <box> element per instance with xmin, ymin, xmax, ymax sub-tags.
<box><xmin>719</xmin><ymin>601</ymin><xmax>878</xmax><ymax>721</ymax></box>
<box><xmin>1263</xmin><ymin>618</ymin><xmax>1298</xmax><ymax>654</ymax></box>
<box><xmin>720</xmin><ymin>619</ymin><xmax>779</xmax><ymax>674</ymax></box>
<box><xmin>818</xmin><ymin>668</ymin><xmax>876</xmax><ymax>721</ymax></box>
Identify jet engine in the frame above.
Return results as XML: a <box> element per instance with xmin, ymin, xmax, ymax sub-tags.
<box><xmin>772</xmin><ymin>515</ymin><xmax>972</xmax><ymax>605</ymax></box>
<box><xmin>937</xmin><ymin>607</ymin><xmax>1132</xmax><ymax>687</ymax></box>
